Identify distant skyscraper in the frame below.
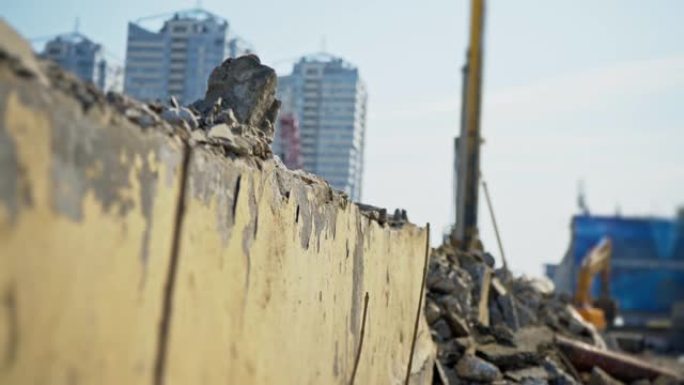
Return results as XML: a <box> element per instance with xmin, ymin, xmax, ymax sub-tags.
<box><xmin>276</xmin><ymin>54</ymin><xmax>367</xmax><ymax>201</ymax></box>
<box><xmin>124</xmin><ymin>9</ymin><xmax>253</xmax><ymax>104</ymax></box>
<box><xmin>41</xmin><ymin>32</ymin><xmax>110</xmax><ymax>90</ymax></box>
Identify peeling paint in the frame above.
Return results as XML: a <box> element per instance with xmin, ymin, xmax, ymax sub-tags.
<box><xmin>0</xmin><ymin>90</ymin><xmax>40</xmax><ymax>224</ymax></box>
<box><xmin>0</xmin><ymin>92</ymin><xmax>20</xmax><ymax>222</ymax></box>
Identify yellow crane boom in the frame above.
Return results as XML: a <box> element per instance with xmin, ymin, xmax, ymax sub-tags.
<box><xmin>454</xmin><ymin>0</ymin><xmax>486</xmax><ymax>249</ymax></box>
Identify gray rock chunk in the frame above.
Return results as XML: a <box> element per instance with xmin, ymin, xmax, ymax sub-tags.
<box><xmin>477</xmin><ymin>343</ymin><xmax>541</xmax><ymax>371</ymax></box>
<box><xmin>456</xmin><ymin>354</ymin><xmax>502</xmax><ymax>382</ymax></box>
<box><xmin>432</xmin><ymin>319</ymin><xmax>453</xmax><ymax>341</ymax></box>
<box><xmin>445</xmin><ymin>309</ymin><xmax>471</xmax><ymax>338</ymax></box>
<box><xmin>425</xmin><ymin>299</ymin><xmax>442</xmax><ymax>325</ymax></box>
<box><xmin>193</xmin><ymin>55</ymin><xmax>279</xmax><ymax>137</ymax></box>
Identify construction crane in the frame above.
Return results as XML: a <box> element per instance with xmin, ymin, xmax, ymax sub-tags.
<box><xmin>453</xmin><ymin>0</ymin><xmax>486</xmax><ymax>250</ymax></box>
<box><xmin>574</xmin><ymin>237</ymin><xmax>616</xmax><ymax>330</ymax></box>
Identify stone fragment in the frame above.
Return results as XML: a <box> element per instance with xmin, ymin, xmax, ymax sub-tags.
<box><xmin>208</xmin><ymin>123</ymin><xmax>234</xmax><ymax>140</ymax></box>
<box><xmin>425</xmin><ymin>299</ymin><xmax>442</xmax><ymax>325</ymax></box>
<box><xmin>506</xmin><ymin>366</ymin><xmax>550</xmax><ymax>382</ymax></box>
<box><xmin>178</xmin><ymin>107</ymin><xmax>198</xmax><ymax>129</ymax></box>
<box><xmin>432</xmin><ymin>319</ymin><xmax>453</xmax><ymax>341</ymax></box>
<box><xmin>477</xmin><ymin>267</ymin><xmax>492</xmax><ymax>326</ymax></box>
<box><xmin>192</xmin><ymin>55</ymin><xmax>279</xmax><ymax>138</ymax></box>
<box><xmin>455</xmin><ymin>354</ymin><xmax>502</xmax><ymax>382</ymax></box>
<box><xmin>589</xmin><ymin>366</ymin><xmax>625</xmax><ymax>385</ymax></box>
<box><xmin>445</xmin><ymin>309</ymin><xmax>471</xmax><ymax>338</ymax></box>
<box><xmin>215</xmin><ymin>107</ymin><xmax>238</xmax><ymax>126</ymax></box>
<box><xmin>483</xmin><ymin>252</ymin><xmax>496</xmax><ymax>267</ymax></box>
<box><xmin>190</xmin><ymin>129</ymin><xmax>207</xmax><ymax>143</ymax></box>
<box><xmin>477</xmin><ymin>343</ymin><xmax>540</xmax><ymax>371</ymax></box>
<box><xmin>437</xmin><ymin>341</ymin><xmax>463</xmax><ymax>367</ymax></box>
<box><xmin>430</xmin><ymin>276</ymin><xmax>457</xmax><ymax>294</ymax></box>
<box><xmin>497</xmin><ymin>294</ymin><xmax>520</xmax><ymax>331</ymax></box>
<box><xmin>491</xmin><ymin>277</ymin><xmax>508</xmax><ymax>296</ymax></box>
<box><xmin>491</xmin><ymin>323</ymin><xmax>516</xmax><ymax>346</ymax></box>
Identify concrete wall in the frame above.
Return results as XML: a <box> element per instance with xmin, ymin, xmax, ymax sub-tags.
<box><xmin>0</xmin><ymin>23</ymin><xmax>434</xmax><ymax>385</ymax></box>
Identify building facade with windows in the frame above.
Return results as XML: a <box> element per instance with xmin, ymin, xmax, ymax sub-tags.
<box><xmin>276</xmin><ymin>54</ymin><xmax>367</xmax><ymax>201</ymax></box>
<box><xmin>41</xmin><ymin>33</ymin><xmax>109</xmax><ymax>90</ymax></box>
<box><xmin>124</xmin><ymin>9</ymin><xmax>253</xmax><ymax>104</ymax></box>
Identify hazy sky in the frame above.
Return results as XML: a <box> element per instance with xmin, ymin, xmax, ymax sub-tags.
<box><xmin>4</xmin><ymin>0</ymin><xmax>683</xmax><ymax>275</ymax></box>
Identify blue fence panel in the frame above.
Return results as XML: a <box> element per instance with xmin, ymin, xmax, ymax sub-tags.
<box><xmin>571</xmin><ymin>215</ymin><xmax>684</xmax><ymax>314</ymax></box>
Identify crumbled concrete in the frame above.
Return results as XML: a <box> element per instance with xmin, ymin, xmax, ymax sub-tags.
<box><xmin>424</xmin><ymin>240</ymin><xmax>617</xmax><ymax>384</ymax></box>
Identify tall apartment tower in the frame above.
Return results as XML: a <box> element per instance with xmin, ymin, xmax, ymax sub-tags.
<box><xmin>124</xmin><ymin>9</ymin><xmax>252</xmax><ymax>104</ymax></box>
<box><xmin>41</xmin><ymin>33</ymin><xmax>108</xmax><ymax>90</ymax></box>
<box><xmin>277</xmin><ymin>54</ymin><xmax>367</xmax><ymax>201</ymax></box>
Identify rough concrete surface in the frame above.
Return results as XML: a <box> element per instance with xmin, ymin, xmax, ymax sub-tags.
<box><xmin>0</xmin><ymin>22</ymin><xmax>185</xmax><ymax>385</ymax></box>
<box><xmin>0</xmin><ymin>20</ymin><xmax>434</xmax><ymax>385</ymax></box>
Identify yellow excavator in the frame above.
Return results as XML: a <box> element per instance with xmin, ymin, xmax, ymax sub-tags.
<box><xmin>574</xmin><ymin>237</ymin><xmax>617</xmax><ymax>330</ymax></box>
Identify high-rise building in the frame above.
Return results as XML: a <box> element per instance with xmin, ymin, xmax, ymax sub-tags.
<box><xmin>124</xmin><ymin>9</ymin><xmax>253</xmax><ymax>104</ymax></box>
<box><xmin>41</xmin><ymin>32</ymin><xmax>110</xmax><ymax>90</ymax></box>
<box><xmin>276</xmin><ymin>54</ymin><xmax>367</xmax><ymax>201</ymax></box>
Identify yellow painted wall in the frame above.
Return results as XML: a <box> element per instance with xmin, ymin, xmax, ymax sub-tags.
<box><xmin>0</xmin><ymin>58</ymin><xmax>185</xmax><ymax>384</ymax></box>
<box><xmin>164</xmin><ymin>150</ymin><xmax>434</xmax><ymax>384</ymax></box>
<box><xmin>0</xmin><ymin>22</ymin><xmax>434</xmax><ymax>385</ymax></box>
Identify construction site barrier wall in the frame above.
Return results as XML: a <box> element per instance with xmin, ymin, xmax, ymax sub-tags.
<box><xmin>0</xmin><ymin>23</ymin><xmax>434</xmax><ymax>385</ymax></box>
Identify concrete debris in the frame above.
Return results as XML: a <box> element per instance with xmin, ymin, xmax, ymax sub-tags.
<box><xmin>191</xmin><ymin>55</ymin><xmax>279</xmax><ymax>138</ymax></box>
<box><xmin>456</xmin><ymin>354</ymin><xmax>502</xmax><ymax>382</ymax></box>
<box><xmin>105</xmin><ymin>54</ymin><xmax>281</xmax><ymax>159</ymax></box>
<box><xmin>425</xmin><ymin>242</ymin><xmax>681</xmax><ymax>385</ymax></box>
<box><xmin>354</xmin><ymin>203</ymin><xmax>411</xmax><ymax>228</ymax></box>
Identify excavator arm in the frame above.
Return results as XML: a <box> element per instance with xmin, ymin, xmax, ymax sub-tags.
<box><xmin>574</xmin><ymin>237</ymin><xmax>614</xmax><ymax>330</ymax></box>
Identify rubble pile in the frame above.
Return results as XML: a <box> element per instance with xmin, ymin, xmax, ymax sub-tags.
<box><xmin>186</xmin><ymin>54</ymin><xmax>280</xmax><ymax>158</ymax></box>
<box><xmin>425</xmin><ymin>242</ymin><xmax>681</xmax><ymax>385</ymax></box>
<box><xmin>107</xmin><ymin>55</ymin><xmax>280</xmax><ymax>160</ymax></box>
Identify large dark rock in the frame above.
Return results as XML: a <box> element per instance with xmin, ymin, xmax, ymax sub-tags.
<box><xmin>192</xmin><ymin>55</ymin><xmax>279</xmax><ymax>138</ymax></box>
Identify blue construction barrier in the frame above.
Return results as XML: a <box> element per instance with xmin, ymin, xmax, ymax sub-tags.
<box><xmin>570</xmin><ymin>215</ymin><xmax>684</xmax><ymax>315</ymax></box>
